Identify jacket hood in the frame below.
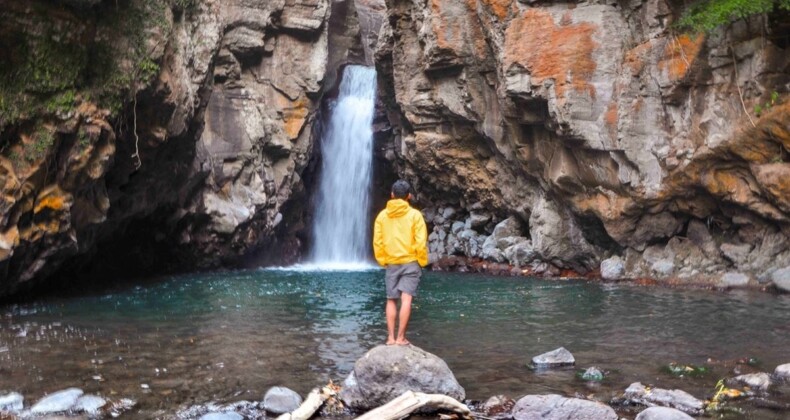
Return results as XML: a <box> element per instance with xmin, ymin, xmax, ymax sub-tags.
<box><xmin>386</xmin><ymin>199</ymin><xmax>410</xmax><ymax>218</ymax></box>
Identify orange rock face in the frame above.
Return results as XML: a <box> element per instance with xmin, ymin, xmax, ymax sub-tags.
<box><xmin>504</xmin><ymin>9</ymin><xmax>597</xmax><ymax>98</ymax></box>
<box><xmin>427</xmin><ymin>0</ymin><xmax>490</xmax><ymax>64</ymax></box>
<box><xmin>276</xmin><ymin>93</ymin><xmax>311</xmax><ymax>140</ymax></box>
<box><xmin>659</xmin><ymin>34</ymin><xmax>705</xmax><ymax>81</ymax></box>
<box><xmin>752</xmin><ymin>163</ymin><xmax>790</xmax><ymax>212</ymax></box>
<box><xmin>479</xmin><ymin>0</ymin><xmax>512</xmax><ymax>20</ymax></box>
<box><xmin>625</xmin><ymin>41</ymin><xmax>653</xmax><ymax>75</ymax></box>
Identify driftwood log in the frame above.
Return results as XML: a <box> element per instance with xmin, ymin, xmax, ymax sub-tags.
<box><xmin>354</xmin><ymin>391</ymin><xmax>471</xmax><ymax>420</ymax></box>
<box><xmin>275</xmin><ymin>387</ymin><xmax>329</xmax><ymax>420</ymax></box>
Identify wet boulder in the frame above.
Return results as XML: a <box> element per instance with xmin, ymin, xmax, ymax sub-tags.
<box><xmin>651</xmin><ymin>259</ymin><xmax>675</xmax><ymax>277</ymax></box>
<box><xmin>482</xmin><ymin>217</ymin><xmax>528</xmax><ymax>263</ymax></box>
<box><xmin>504</xmin><ymin>240</ymin><xmax>537</xmax><ymax>267</ymax></box>
<box><xmin>30</xmin><ymin>388</ymin><xmax>84</xmax><ymax>415</ymax></box>
<box><xmin>531</xmin><ymin>347</ymin><xmax>575</xmax><ymax>368</ymax></box>
<box><xmin>635</xmin><ymin>406</ymin><xmax>694</xmax><ymax>420</ymax></box>
<box><xmin>720</xmin><ymin>243</ymin><xmax>752</xmax><ymax>264</ymax></box>
<box><xmin>727</xmin><ymin>372</ymin><xmax>773</xmax><ymax>392</ymax></box>
<box><xmin>262</xmin><ymin>386</ymin><xmax>302</xmax><ymax>414</ymax></box>
<box><xmin>512</xmin><ymin>394</ymin><xmax>617</xmax><ymax>420</ymax></box>
<box><xmin>0</xmin><ymin>392</ymin><xmax>24</xmax><ymax>413</ymax></box>
<box><xmin>600</xmin><ymin>256</ymin><xmax>625</xmax><ymax>280</ymax></box>
<box><xmin>340</xmin><ymin>345</ymin><xmax>465</xmax><ymax>411</ymax></box>
<box><xmin>624</xmin><ymin>382</ymin><xmax>704</xmax><ymax>415</ymax></box>
<box><xmin>771</xmin><ymin>266</ymin><xmax>790</xmax><ymax>293</ymax></box>
<box><xmin>719</xmin><ymin>272</ymin><xmax>750</xmax><ymax>288</ymax></box>
<box><xmin>468</xmin><ymin>212</ymin><xmax>492</xmax><ymax>230</ymax></box>
<box><xmin>775</xmin><ymin>363</ymin><xmax>790</xmax><ymax>380</ymax></box>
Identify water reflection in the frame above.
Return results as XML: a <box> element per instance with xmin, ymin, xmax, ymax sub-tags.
<box><xmin>1</xmin><ymin>270</ymin><xmax>789</xmax><ymax>419</ymax></box>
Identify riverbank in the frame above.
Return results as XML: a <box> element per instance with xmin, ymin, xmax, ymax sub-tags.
<box><xmin>430</xmin><ymin>255</ymin><xmax>787</xmax><ymax>294</ymax></box>
<box><xmin>3</xmin><ymin>344</ymin><xmax>788</xmax><ymax>419</ymax></box>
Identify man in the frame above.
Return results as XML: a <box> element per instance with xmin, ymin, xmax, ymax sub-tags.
<box><xmin>373</xmin><ymin>180</ymin><xmax>429</xmax><ymax>346</ymax></box>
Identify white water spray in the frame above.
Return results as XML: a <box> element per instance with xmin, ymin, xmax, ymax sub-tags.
<box><xmin>311</xmin><ymin>66</ymin><xmax>377</xmax><ymax>266</ymax></box>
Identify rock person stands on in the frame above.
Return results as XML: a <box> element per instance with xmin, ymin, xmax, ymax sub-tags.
<box><xmin>373</xmin><ymin>180</ymin><xmax>429</xmax><ymax>346</ymax></box>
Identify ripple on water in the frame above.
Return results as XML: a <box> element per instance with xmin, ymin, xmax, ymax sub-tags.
<box><xmin>0</xmin><ymin>270</ymin><xmax>789</xmax><ymax>418</ymax></box>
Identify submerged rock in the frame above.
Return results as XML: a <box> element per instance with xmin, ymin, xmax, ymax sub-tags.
<box><xmin>107</xmin><ymin>398</ymin><xmax>137</xmax><ymax>417</ymax></box>
<box><xmin>775</xmin><ymin>363</ymin><xmax>790</xmax><ymax>380</ymax></box>
<box><xmin>481</xmin><ymin>395</ymin><xmax>515</xmax><ymax>419</ymax></box>
<box><xmin>728</xmin><ymin>372</ymin><xmax>773</xmax><ymax>391</ymax></box>
<box><xmin>0</xmin><ymin>392</ymin><xmax>24</xmax><ymax>413</ymax></box>
<box><xmin>200</xmin><ymin>413</ymin><xmax>244</xmax><ymax>420</ymax></box>
<box><xmin>340</xmin><ymin>345</ymin><xmax>465</xmax><ymax>411</ymax></box>
<box><xmin>635</xmin><ymin>406</ymin><xmax>694</xmax><ymax>420</ymax></box>
<box><xmin>624</xmin><ymin>382</ymin><xmax>704</xmax><ymax>415</ymax></box>
<box><xmin>262</xmin><ymin>386</ymin><xmax>302</xmax><ymax>414</ymax></box>
<box><xmin>74</xmin><ymin>394</ymin><xmax>106</xmax><ymax>414</ymax></box>
<box><xmin>30</xmin><ymin>388</ymin><xmax>84</xmax><ymax>414</ymax></box>
<box><xmin>581</xmin><ymin>367</ymin><xmax>604</xmax><ymax>381</ymax></box>
<box><xmin>531</xmin><ymin>347</ymin><xmax>575</xmax><ymax>368</ymax></box>
<box><xmin>664</xmin><ymin>362</ymin><xmax>709</xmax><ymax>377</ymax></box>
<box><xmin>512</xmin><ymin>394</ymin><xmax>617</xmax><ymax>420</ymax></box>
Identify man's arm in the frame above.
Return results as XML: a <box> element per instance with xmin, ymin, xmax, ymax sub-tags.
<box><xmin>373</xmin><ymin>214</ymin><xmax>388</xmax><ymax>266</ymax></box>
<box><xmin>413</xmin><ymin>211</ymin><xmax>429</xmax><ymax>267</ymax></box>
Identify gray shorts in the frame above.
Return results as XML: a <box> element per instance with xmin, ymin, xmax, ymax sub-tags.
<box><xmin>385</xmin><ymin>262</ymin><xmax>422</xmax><ymax>299</ymax></box>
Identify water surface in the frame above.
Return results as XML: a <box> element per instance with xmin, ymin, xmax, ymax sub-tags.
<box><xmin>1</xmin><ymin>269</ymin><xmax>789</xmax><ymax>418</ymax></box>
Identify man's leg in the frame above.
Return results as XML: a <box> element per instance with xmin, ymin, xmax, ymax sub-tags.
<box><xmin>386</xmin><ymin>298</ymin><xmax>398</xmax><ymax>345</ymax></box>
<box><xmin>395</xmin><ymin>292</ymin><xmax>413</xmax><ymax>345</ymax></box>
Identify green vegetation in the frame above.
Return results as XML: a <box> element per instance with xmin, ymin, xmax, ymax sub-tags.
<box><xmin>0</xmin><ymin>0</ymin><xmax>179</xmax><ymax>127</ymax></box>
<box><xmin>46</xmin><ymin>90</ymin><xmax>77</xmax><ymax>114</ymax></box>
<box><xmin>138</xmin><ymin>58</ymin><xmax>161</xmax><ymax>86</ymax></box>
<box><xmin>87</xmin><ymin>0</ymin><xmax>173</xmax><ymax>113</ymax></box>
<box><xmin>26</xmin><ymin>126</ymin><xmax>55</xmax><ymax>163</ymax></box>
<box><xmin>662</xmin><ymin>362</ymin><xmax>710</xmax><ymax>377</ymax></box>
<box><xmin>754</xmin><ymin>91</ymin><xmax>781</xmax><ymax>117</ymax></box>
<box><xmin>0</xmin><ymin>0</ymin><xmax>203</xmax><ymax>172</ymax></box>
<box><xmin>677</xmin><ymin>0</ymin><xmax>790</xmax><ymax>32</ymax></box>
<box><xmin>705</xmin><ymin>379</ymin><xmax>746</xmax><ymax>415</ymax></box>
<box><xmin>77</xmin><ymin>129</ymin><xmax>92</xmax><ymax>151</ymax></box>
<box><xmin>172</xmin><ymin>0</ymin><xmax>197</xmax><ymax>12</ymax></box>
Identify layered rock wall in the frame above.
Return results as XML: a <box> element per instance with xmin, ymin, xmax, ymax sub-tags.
<box><xmin>0</xmin><ymin>0</ymin><xmax>381</xmax><ymax>296</ymax></box>
<box><xmin>2</xmin><ymin>0</ymin><xmax>789</xmax><ymax>294</ymax></box>
<box><xmin>376</xmin><ymin>0</ymin><xmax>790</xmax><ymax>286</ymax></box>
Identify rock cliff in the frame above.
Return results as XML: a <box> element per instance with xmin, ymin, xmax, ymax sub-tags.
<box><xmin>2</xmin><ymin>0</ymin><xmax>789</xmax><ymax>295</ymax></box>
<box><xmin>0</xmin><ymin>0</ymin><xmax>383</xmax><ymax>296</ymax></box>
<box><xmin>376</xmin><ymin>0</ymin><xmax>790</xmax><ymax>287</ymax></box>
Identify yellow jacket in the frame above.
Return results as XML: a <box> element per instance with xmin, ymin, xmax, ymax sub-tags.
<box><xmin>373</xmin><ymin>199</ymin><xmax>429</xmax><ymax>267</ymax></box>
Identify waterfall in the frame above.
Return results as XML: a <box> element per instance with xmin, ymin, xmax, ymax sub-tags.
<box><xmin>311</xmin><ymin>65</ymin><xmax>377</xmax><ymax>267</ymax></box>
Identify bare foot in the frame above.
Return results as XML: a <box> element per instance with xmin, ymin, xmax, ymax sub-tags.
<box><xmin>386</xmin><ymin>338</ymin><xmax>396</xmax><ymax>346</ymax></box>
<box><xmin>395</xmin><ymin>339</ymin><xmax>410</xmax><ymax>346</ymax></box>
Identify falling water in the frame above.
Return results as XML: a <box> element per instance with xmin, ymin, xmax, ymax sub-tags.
<box><xmin>311</xmin><ymin>66</ymin><xmax>377</xmax><ymax>266</ymax></box>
